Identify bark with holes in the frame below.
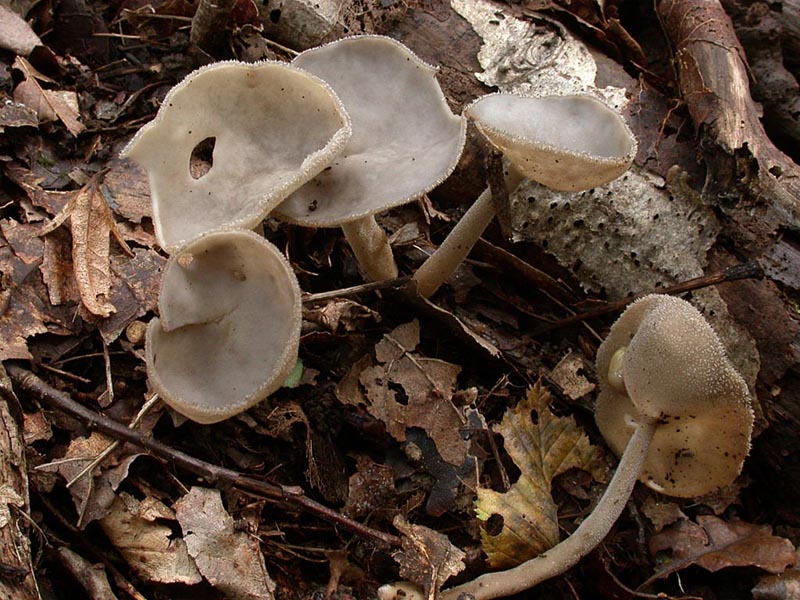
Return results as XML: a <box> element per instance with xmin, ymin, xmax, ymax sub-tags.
<box><xmin>0</xmin><ymin>367</ymin><xmax>38</xmax><ymax>600</ymax></box>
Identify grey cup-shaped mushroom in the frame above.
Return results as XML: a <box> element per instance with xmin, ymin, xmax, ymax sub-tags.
<box><xmin>122</xmin><ymin>60</ymin><xmax>351</xmax><ymax>253</ymax></box>
<box><xmin>437</xmin><ymin>294</ymin><xmax>753</xmax><ymax>600</ymax></box>
<box><xmin>275</xmin><ymin>35</ymin><xmax>467</xmax><ymax>281</ymax></box>
<box><xmin>146</xmin><ymin>230</ymin><xmax>302</xmax><ymax>424</ymax></box>
<box><xmin>413</xmin><ymin>93</ymin><xmax>637</xmax><ymax>298</ymax></box>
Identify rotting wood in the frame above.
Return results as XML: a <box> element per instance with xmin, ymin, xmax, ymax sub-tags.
<box><xmin>0</xmin><ymin>365</ymin><xmax>39</xmax><ymax>600</ymax></box>
<box><xmin>657</xmin><ymin>0</ymin><xmax>800</xmax><ymax>244</ymax></box>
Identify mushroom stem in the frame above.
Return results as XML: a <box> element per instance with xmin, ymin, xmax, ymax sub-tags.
<box><xmin>440</xmin><ymin>417</ymin><xmax>657</xmax><ymax>600</ymax></box>
<box><xmin>341</xmin><ymin>216</ymin><xmax>398</xmax><ymax>281</ymax></box>
<box><xmin>413</xmin><ymin>170</ymin><xmax>523</xmax><ymax>298</ymax></box>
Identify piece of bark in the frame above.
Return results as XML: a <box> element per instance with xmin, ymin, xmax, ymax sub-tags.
<box><xmin>721</xmin><ymin>1</ymin><xmax>800</xmax><ymax>162</ymax></box>
<box><xmin>783</xmin><ymin>0</ymin><xmax>800</xmax><ymax>78</ymax></box>
<box><xmin>191</xmin><ymin>0</ymin><xmax>236</xmax><ymax>54</ymax></box>
<box><xmin>657</xmin><ymin>0</ymin><xmax>800</xmax><ymax>245</ymax></box>
<box><xmin>0</xmin><ymin>366</ymin><xmax>39</xmax><ymax>600</ymax></box>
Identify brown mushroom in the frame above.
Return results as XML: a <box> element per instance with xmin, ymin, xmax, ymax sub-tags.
<box><xmin>437</xmin><ymin>294</ymin><xmax>753</xmax><ymax>600</ymax></box>
<box><xmin>275</xmin><ymin>35</ymin><xmax>467</xmax><ymax>281</ymax></box>
<box><xmin>146</xmin><ymin>229</ymin><xmax>301</xmax><ymax>424</ymax></box>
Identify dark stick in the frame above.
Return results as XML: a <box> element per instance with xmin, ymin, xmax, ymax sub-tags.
<box><xmin>531</xmin><ymin>260</ymin><xmax>764</xmax><ymax>335</ymax></box>
<box><xmin>6</xmin><ymin>364</ymin><xmax>400</xmax><ymax>548</ymax></box>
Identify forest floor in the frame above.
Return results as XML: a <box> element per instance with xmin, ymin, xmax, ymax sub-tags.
<box><xmin>1</xmin><ymin>0</ymin><xmax>800</xmax><ymax>599</ymax></box>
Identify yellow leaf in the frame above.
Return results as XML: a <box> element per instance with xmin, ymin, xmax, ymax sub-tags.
<box><xmin>475</xmin><ymin>382</ymin><xmax>606</xmax><ymax>568</ymax></box>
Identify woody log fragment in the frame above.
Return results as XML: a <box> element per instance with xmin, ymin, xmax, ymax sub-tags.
<box><xmin>657</xmin><ymin>0</ymin><xmax>800</xmax><ymax>240</ymax></box>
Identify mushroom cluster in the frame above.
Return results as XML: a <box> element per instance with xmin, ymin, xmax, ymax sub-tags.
<box><xmin>124</xmin><ymin>29</ymin><xmax>759</xmax><ymax>600</ymax></box>
<box><xmin>126</xmin><ymin>36</ymin><xmax>467</xmax><ymax>421</ymax></box>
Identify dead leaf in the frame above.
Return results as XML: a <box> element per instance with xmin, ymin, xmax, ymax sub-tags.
<box><xmin>754</xmin><ymin>559</ymin><xmax>800</xmax><ymax>599</ymax></box>
<box><xmin>549</xmin><ymin>350</ymin><xmax>595</xmax><ymax>400</ymax></box>
<box><xmin>392</xmin><ymin>515</ymin><xmax>465</xmax><ymax>600</ymax></box>
<box><xmin>12</xmin><ymin>56</ymin><xmax>84</xmax><ymax>136</ymax></box>
<box><xmin>100</xmin><ymin>492</ymin><xmax>202</xmax><ymax>584</ymax></box>
<box><xmin>641</xmin><ymin>497</ymin><xmax>686</xmax><ymax>533</ymax></box>
<box><xmin>98</xmin><ymin>248</ymin><xmax>165</xmax><ymax>343</ymax></box>
<box><xmin>649</xmin><ymin>516</ymin><xmax>797</xmax><ymax>582</ymax></box>
<box><xmin>40</xmin><ymin>170</ymin><xmax>134</xmax><ymax>317</ymax></box>
<box><xmin>175</xmin><ymin>487</ymin><xmax>276</xmax><ymax>600</ymax></box>
<box><xmin>304</xmin><ymin>298</ymin><xmax>380</xmax><ymax>333</ymax></box>
<box><xmin>101</xmin><ymin>159</ymin><xmax>152</xmax><ymax>223</ymax></box>
<box><xmin>0</xmin><ymin>222</ymin><xmax>78</xmax><ymax>360</ymax></box>
<box><xmin>343</xmin><ymin>454</ymin><xmax>396</xmax><ymax>518</ymax></box>
<box><xmin>0</xmin><ymin>5</ymin><xmax>41</xmax><ymax>56</ymax></box>
<box><xmin>0</xmin><ymin>92</ymin><xmax>38</xmax><ymax>129</ymax></box>
<box><xmin>340</xmin><ymin>320</ymin><xmax>472</xmax><ymax>466</ymax></box>
<box><xmin>47</xmin><ymin>432</ymin><xmax>144</xmax><ymax>528</ymax></box>
<box><xmin>475</xmin><ymin>383</ymin><xmax>607</xmax><ymax>568</ymax></box>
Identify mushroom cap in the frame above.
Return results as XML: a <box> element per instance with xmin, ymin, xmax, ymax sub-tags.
<box><xmin>465</xmin><ymin>94</ymin><xmax>636</xmax><ymax>192</ymax></box>
<box><xmin>275</xmin><ymin>35</ymin><xmax>467</xmax><ymax>226</ymax></box>
<box><xmin>595</xmin><ymin>294</ymin><xmax>754</xmax><ymax>497</ymax></box>
<box><xmin>122</xmin><ymin>61</ymin><xmax>351</xmax><ymax>252</ymax></box>
<box><xmin>145</xmin><ymin>230</ymin><xmax>301</xmax><ymax>424</ymax></box>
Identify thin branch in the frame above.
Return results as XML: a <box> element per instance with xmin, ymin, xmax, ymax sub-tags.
<box><xmin>6</xmin><ymin>364</ymin><xmax>400</xmax><ymax>548</ymax></box>
<box><xmin>302</xmin><ymin>275</ymin><xmax>413</xmax><ymax>304</ymax></box>
<box><xmin>531</xmin><ymin>260</ymin><xmax>763</xmax><ymax>335</ymax></box>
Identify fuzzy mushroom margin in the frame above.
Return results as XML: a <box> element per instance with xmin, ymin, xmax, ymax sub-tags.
<box><xmin>413</xmin><ymin>93</ymin><xmax>636</xmax><ymax>298</ymax></box>
<box><xmin>275</xmin><ymin>35</ymin><xmax>466</xmax><ymax>281</ymax></box>
<box><xmin>387</xmin><ymin>294</ymin><xmax>754</xmax><ymax>600</ymax></box>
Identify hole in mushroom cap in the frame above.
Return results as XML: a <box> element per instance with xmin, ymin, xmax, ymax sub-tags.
<box><xmin>485</xmin><ymin>513</ymin><xmax>505</xmax><ymax>536</ymax></box>
<box><xmin>189</xmin><ymin>136</ymin><xmax>215</xmax><ymax>180</ymax></box>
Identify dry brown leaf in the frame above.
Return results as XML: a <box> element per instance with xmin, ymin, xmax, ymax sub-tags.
<box><xmin>343</xmin><ymin>454</ymin><xmax>396</xmax><ymax>518</ymax></box>
<box><xmin>12</xmin><ymin>56</ymin><xmax>84</xmax><ymax>136</ymax></box>
<box><xmin>0</xmin><ymin>91</ymin><xmax>38</xmax><ymax>129</ymax></box>
<box><xmin>340</xmin><ymin>321</ymin><xmax>471</xmax><ymax>466</ymax></box>
<box><xmin>392</xmin><ymin>515</ymin><xmax>465</xmax><ymax>600</ymax></box>
<box><xmin>46</xmin><ymin>432</ymin><xmax>144</xmax><ymax>528</ymax></box>
<box><xmin>475</xmin><ymin>383</ymin><xmax>606</xmax><ymax>568</ymax></box>
<box><xmin>101</xmin><ymin>159</ymin><xmax>152</xmax><ymax>223</ymax></box>
<box><xmin>754</xmin><ymin>560</ymin><xmax>800</xmax><ymax>600</ymax></box>
<box><xmin>98</xmin><ymin>248</ymin><xmax>165</xmax><ymax>343</ymax></box>
<box><xmin>0</xmin><ymin>6</ymin><xmax>41</xmax><ymax>56</ymax></box>
<box><xmin>175</xmin><ymin>487</ymin><xmax>275</xmax><ymax>600</ymax></box>
<box><xmin>100</xmin><ymin>492</ymin><xmax>202</xmax><ymax>585</ymax></box>
<box><xmin>304</xmin><ymin>298</ymin><xmax>380</xmax><ymax>333</ymax></box>
<box><xmin>549</xmin><ymin>350</ymin><xmax>595</xmax><ymax>400</ymax></box>
<box><xmin>40</xmin><ymin>170</ymin><xmax>133</xmax><ymax>317</ymax></box>
<box><xmin>0</xmin><ymin>220</ymin><xmax>77</xmax><ymax>360</ymax></box>
<box><xmin>649</xmin><ymin>516</ymin><xmax>798</xmax><ymax>582</ymax></box>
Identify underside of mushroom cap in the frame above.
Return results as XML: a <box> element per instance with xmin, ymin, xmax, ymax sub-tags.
<box><xmin>465</xmin><ymin>94</ymin><xmax>636</xmax><ymax>192</ymax></box>
<box><xmin>122</xmin><ymin>61</ymin><xmax>351</xmax><ymax>252</ymax></box>
<box><xmin>275</xmin><ymin>35</ymin><xmax>467</xmax><ymax>226</ymax></box>
<box><xmin>595</xmin><ymin>294</ymin><xmax>754</xmax><ymax>497</ymax></box>
<box><xmin>145</xmin><ymin>230</ymin><xmax>301</xmax><ymax>424</ymax></box>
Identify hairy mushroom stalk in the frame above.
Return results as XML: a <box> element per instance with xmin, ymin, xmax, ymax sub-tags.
<box><xmin>413</xmin><ymin>93</ymin><xmax>636</xmax><ymax>298</ymax></box>
<box><xmin>435</xmin><ymin>294</ymin><xmax>754</xmax><ymax>600</ymax></box>
<box><xmin>275</xmin><ymin>35</ymin><xmax>466</xmax><ymax>281</ymax></box>
<box><xmin>122</xmin><ymin>60</ymin><xmax>351</xmax><ymax>253</ymax></box>
<box><xmin>146</xmin><ymin>230</ymin><xmax>302</xmax><ymax>424</ymax></box>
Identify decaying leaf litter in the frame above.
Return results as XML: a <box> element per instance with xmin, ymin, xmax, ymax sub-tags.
<box><xmin>1</xmin><ymin>0</ymin><xmax>800</xmax><ymax>599</ymax></box>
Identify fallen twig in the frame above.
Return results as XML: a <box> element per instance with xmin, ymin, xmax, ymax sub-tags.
<box><xmin>6</xmin><ymin>364</ymin><xmax>401</xmax><ymax>548</ymax></box>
